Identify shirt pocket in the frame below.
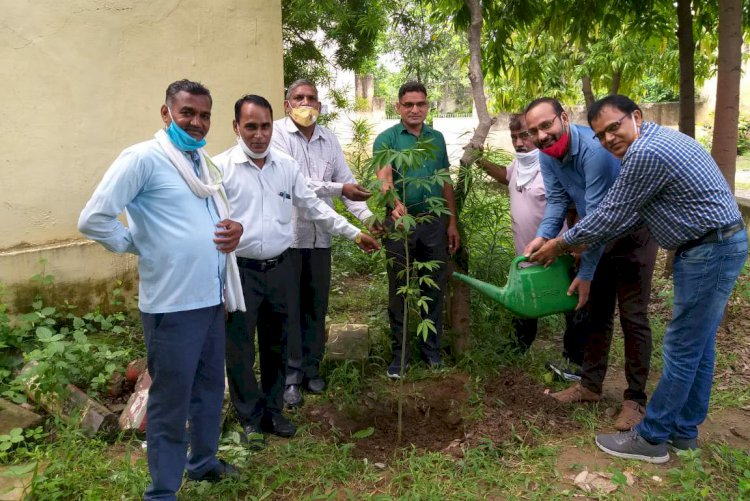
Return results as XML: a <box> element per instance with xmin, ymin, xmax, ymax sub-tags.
<box><xmin>319</xmin><ymin>159</ymin><xmax>334</xmax><ymax>181</ymax></box>
<box><xmin>274</xmin><ymin>190</ymin><xmax>293</xmax><ymax>223</ymax></box>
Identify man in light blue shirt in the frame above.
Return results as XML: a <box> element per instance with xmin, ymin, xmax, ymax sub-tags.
<box><xmin>524</xmin><ymin>97</ymin><xmax>658</xmax><ymax>433</ymax></box>
<box><xmin>78</xmin><ymin>79</ymin><xmax>242</xmax><ymax>500</ymax></box>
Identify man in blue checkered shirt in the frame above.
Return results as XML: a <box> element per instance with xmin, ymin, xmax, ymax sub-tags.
<box><xmin>531</xmin><ymin>94</ymin><xmax>748</xmax><ymax>463</ymax></box>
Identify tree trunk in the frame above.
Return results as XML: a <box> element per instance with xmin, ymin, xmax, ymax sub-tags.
<box><xmin>609</xmin><ymin>69</ymin><xmax>621</xmax><ymax>95</ymax></box>
<box><xmin>677</xmin><ymin>0</ymin><xmax>696</xmax><ymax>138</ymax></box>
<box><xmin>581</xmin><ymin>75</ymin><xmax>595</xmax><ymax>112</ymax></box>
<box><xmin>446</xmin><ymin>0</ymin><xmax>497</xmax><ymax>354</ymax></box>
<box><xmin>711</xmin><ymin>0</ymin><xmax>743</xmax><ymax>193</ymax></box>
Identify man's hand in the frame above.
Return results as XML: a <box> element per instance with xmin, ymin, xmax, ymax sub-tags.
<box><xmin>390</xmin><ymin>200</ymin><xmax>407</xmax><ymax>223</ymax></box>
<box><xmin>523</xmin><ymin>236</ymin><xmax>548</xmax><ymax>259</ymax></box>
<box><xmin>342</xmin><ymin>183</ymin><xmax>372</xmax><ymax>201</ymax></box>
<box><xmin>568</xmin><ymin>277</ymin><xmax>591</xmax><ymax>309</ymax></box>
<box><xmin>356</xmin><ymin>232</ymin><xmax>381</xmax><ymax>253</ymax></box>
<box><xmin>214</xmin><ymin>219</ymin><xmax>243</xmax><ymax>253</ymax></box>
<box><xmin>528</xmin><ymin>237</ymin><xmax>564</xmax><ymax>266</ymax></box>
<box><xmin>447</xmin><ymin>222</ymin><xmax>460</xmax><ymax>255</ymax></box>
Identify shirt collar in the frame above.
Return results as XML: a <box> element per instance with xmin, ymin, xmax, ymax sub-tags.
<box><xmin>397</xmin><ymin>121</ymin><xmax>433</xmax><ymax>137</ymax></box>
<box><xmin>283</xmin><ymin>115</ymin><xmax>322</xmax><ymax>142</ymax></box>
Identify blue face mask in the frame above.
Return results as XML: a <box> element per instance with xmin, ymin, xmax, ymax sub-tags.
<box><xmin>166</xmin><ymin>108</ymin><xmax>206</xmax><ymax>151</ymax></box>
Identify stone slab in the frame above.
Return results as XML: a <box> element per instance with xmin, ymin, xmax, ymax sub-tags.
<box><xmin>0</xmin><ymin>399</ymin><xmax>42</xmax><ymax>436</ymax></box>
<box><xmin>326</xmin><ymin>324</ymin><xmax>369</xmax><ymax>361</ymax></box>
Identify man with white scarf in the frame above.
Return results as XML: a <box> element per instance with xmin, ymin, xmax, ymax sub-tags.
<box><xmin>214</xmin><ymin>94</ymin><xmax>379</xmax><ymax>449</ymax></box>
<box><xmin>79</xmin><ymin>80</ymin><xmax>242</xmax><ymax>500</ymax></box>
<box><xmin>478</xmin><ymin>113</ymin><xmax>586</xmax><ymax>377</ymax></box>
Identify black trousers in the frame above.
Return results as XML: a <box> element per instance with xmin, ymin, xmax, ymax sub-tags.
<box><xmin>511</xmin><ymin>308</ymin><xmax>588</xmax><ymax>365</ymax></box>
<box><xmin>226</xmin><ymin>253</ymin><xmax>296</xmax><ymax>426</ymax></box>
<box><xmin>385</xmin><ymin>217</ymin><xmax>449</xmax><ymax>361</ymax></box>
<box><xmin>580</xmin><ymin>225</ymin><xmax>658</xmax><ymax>405</ymax></box>
<box><xmin>285</xmin><ymin>248</ymin><xmax>331</xmax><ymax>385</ymax></box>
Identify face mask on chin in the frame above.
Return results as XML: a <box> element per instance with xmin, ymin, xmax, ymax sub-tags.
<box><xmin>237</xmin><ymin>136</ymin><xmax>270</xmax><ymax>160</ymax></box>
<box><xmin>166</xmin><ymin>108</ymin><xmax>206</xmax><ymax>151</ymax></box>
<box><xmin>288</xmin><ymin>106</ymin><xmax>319</xmax><ymax>127</ymax></box>
<box><xmin>540</xmin><ymin>130</ymin><xmax>570</xmax><ymax>160</ymax></box>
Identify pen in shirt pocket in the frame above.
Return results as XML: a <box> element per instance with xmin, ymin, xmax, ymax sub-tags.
<box><xmin>278</xmin><ymin>191</ymin><xmax>291</xmax><ymax>199</ymax></box>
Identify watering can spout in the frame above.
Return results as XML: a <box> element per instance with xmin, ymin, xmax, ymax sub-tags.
<box><xmin>452</xmin><ymin>272</ymin><xmax>507</xmax><ymax>304</ymax></box>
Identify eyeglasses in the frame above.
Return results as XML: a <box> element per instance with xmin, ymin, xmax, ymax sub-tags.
<box><xmin>399</xmin><ymin>101</ymin><xmax>428</xmax><ymax>109</ymax></box>
<box><xmin>593</xmin><ymin>113</ymin><xmax>629</xmax><ymax>142</ymax></box>
<box><xmin>510</xmin><ymin>131</ymin><xmax>532</xmax><ymax>141</ymax></box>
<box><xmin>527</xmin><ymin>113</ymin><xmax>562</xmax><ymax>137</ymax></box>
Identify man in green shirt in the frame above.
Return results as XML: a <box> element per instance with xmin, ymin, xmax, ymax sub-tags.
<box><xmin>374</xmin><ymin>81</ymin><xmax>460</xmax><ymax>379</ymax></box>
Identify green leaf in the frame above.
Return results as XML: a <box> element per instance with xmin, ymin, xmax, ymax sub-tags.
<box><xmin>352</xmin><ymin>427</ymin><xmax>375</xmax><ymax>439</ymax></box>
<box><xmin>35</xmin><ymin>326</ymin><xmax>54</xmax><ymax>340</ymax></box>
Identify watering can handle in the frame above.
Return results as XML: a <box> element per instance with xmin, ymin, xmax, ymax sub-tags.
<box><xmin>513</xmin><ymin>255</ymin><xmax>529</xmax><ymax>269</ymax></box>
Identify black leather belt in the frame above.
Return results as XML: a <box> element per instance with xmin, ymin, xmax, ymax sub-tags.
<box><xmin>237</xmin><ymin>249</ymin><xmax>289</xmax><ymax>272</ymax></box>
<box><xmin>678</xmin><ymin>220</ymin><xmax>745</xmax><ymax>253</ymax></box>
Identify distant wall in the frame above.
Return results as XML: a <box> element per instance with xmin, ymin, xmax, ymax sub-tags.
<box><xmin>0</xmin><ymin>0</ymin><xmax>283</xmax><ymax>310</ymax></box>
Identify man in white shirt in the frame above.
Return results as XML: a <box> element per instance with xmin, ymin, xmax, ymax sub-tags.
<box><xmin>214</xmin><ymin>94</ymin><xmax>379</xmax><ymax>447</ymax></box>
<box><xmin>271</xmin><ymin>79</ymin><xmax>374</xmax><ymax>407</ymax></box>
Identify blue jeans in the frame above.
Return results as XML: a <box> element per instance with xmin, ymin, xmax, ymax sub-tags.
<box><xmin>636</xmin><ymin>230</ymin><xmax>747</xmax><ymax>443</ymax></box>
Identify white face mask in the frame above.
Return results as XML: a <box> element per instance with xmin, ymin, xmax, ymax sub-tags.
<box><xmin>515</xmin><ymin>150</ymin><xmax>539</xmax><ymax>168</ymax></box>
<box><xmin>237</xmin><ymin>136</ymin><xmax>270</xmax><ymax>160</ymax></box>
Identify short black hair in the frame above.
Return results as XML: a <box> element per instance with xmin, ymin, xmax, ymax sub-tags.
<box><xmin>509</xmin><ymin>112</ymin><xmax>525</xmax><ymax>131</ymax></box>
<box><xmin>398</xmin><ymin>81</ymin><xmax>427</xmax><ymax>100</ymax></box>
<box><xmin>234</xmin><ymin>94</ymin><xmax>273</xmax><ymax>122</ymax></box>
<box><xmin>525</xmin><ymin>97</ymin><xmax>564</xmax><ymax>115</ymax></box>
<box><xmin>285</xmin><ymin>79</ymin><xmax>318</xmax><ymax>100</ymax></box>
<box><xmin>165</xmin><ymin>79</ymin><xmax>212</xmax><ymax>107</ymax></box>
<box><xmin>587</xmin><ymin>95</ymin><xmax>641</xmax><ymax>126</ymax></box>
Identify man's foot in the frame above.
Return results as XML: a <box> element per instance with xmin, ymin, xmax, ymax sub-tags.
<box><xmin>240</xmin><ymin>423</ymin><xmax>266</xmax><ymax>450</ymax></box>
<box><xmin>421</xmin><ymin>351</ymin><xmax>443</xmax><ymax>368</ymax></box>
<box><xmin>387</xmin><ymin>359</ymin><xmax>409</xmax><ymax>379</ymax></box>
<box><xmin>305</xmin><ymin>377</ymin><xmax>326</xmax><ymax>394</ymax></box>
<box><xmin>595</xmin><ymin>429</ymin><xmax>670</xmax><ymax>464</ymax></box>
<box><xmin>283</xmin><ymin>384</ymin><xmax>302</xmax><ymax>408</ymax></box>
<box><xmin>550</xmin><ymin>382</ymin><xmax>601</xmax><ymax>403</ymax></box>
<box><xmin>260</xmin><ymin>413</ymin><xmax>297</xmax><ymax>438</ymax></box>
<box><xmin>546</xmin><ymin>359</ymin><xmax>582</xmax><ymax>382</ymax></box>
<box><xmin>187</xmin><ymin>459</ymin><xmax>240</xmax><ymax>482</ymax></box>
<box><xmin>614</xmin><ymin>400</ymin><xmax>645</xmax><ymax>431</ymax></box>
<box><xmin>668</xmin><ymin>437</ymin><xmax>699</xmax><ymax>452</ymax></box>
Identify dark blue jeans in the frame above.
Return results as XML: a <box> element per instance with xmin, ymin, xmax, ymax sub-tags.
<box><xmin>636</xmin><ymin>230</ymin><xmax>748</xmax><ymax>443</ymax></box>
<box><xmin>141</xmin><ymin>304</ymin><xmax>226</xmax><ymax>501</ymax></box>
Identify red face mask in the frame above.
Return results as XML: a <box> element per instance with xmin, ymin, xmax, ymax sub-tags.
<box><xmin>541</xmin><ymin>130</ymin><xmax>570</xmax><ymax>160</ymax></box>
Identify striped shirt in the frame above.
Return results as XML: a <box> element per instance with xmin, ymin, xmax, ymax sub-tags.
<box><xmin>564</xmin><ymin>122</ymin><xmax>741</xmax><ymax>250</ymax></box>
<box><xmin>271</xmin><ymin>117</ymin><xmax>373</xmax><ymax>249</ymax></box>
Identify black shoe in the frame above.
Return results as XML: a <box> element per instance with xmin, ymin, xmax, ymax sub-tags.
<box><xmin>305</xmin><ymin>377</ymin><xmax>326</xmax><ymax>394</ymax></box>
<box><xmin>240</xmin><ymin>423</ymin><xmax>266</xmax><ymax>450</ymax></box>
<box><xmin>421</xmin><ymin>351</ymin><xmax>443</xmax><ymax>368</ymax></box>
<box><xmin>283</xmin><ymin>384</ymin><xmax>303</xmax><ymax>408</ymax></box>
<box><xmin>260</xmin><ymin>413</ymin><xmax>297</xmax><ymax>438</ymax></box>
<box><xmin>187</xmin><ymin>459</ymin><xmax>240</xmax><ymax>482</ymax></box>
<box><xmin>387</xmin><ymin>358</ymin><xmax>409</xmax><ymax>379</ymax></box>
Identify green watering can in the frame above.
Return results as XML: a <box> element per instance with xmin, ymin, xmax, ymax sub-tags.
<box><xmin>453</xmin><ymin>255</ymin><xmax>578</xmax><ymax>318</ymax></box>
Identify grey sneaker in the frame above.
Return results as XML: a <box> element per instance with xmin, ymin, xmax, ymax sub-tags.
<box><xmin>387</xmin><ymin>359</ymin><xmax>409</xmax><ymax>379</ymax></box>
<box><xmin>546</xmin><ymin>360</ymin><xmax>582</xmax><ymax>382</ymax></box>
<box><xmin>595</xmin><ymin>429</ymin><xmax>670</xmax><ymax>464</ymax></box>
<box><xmin>668</xmin><ymin>437</ymin><xmax>699</xmax><ymax>451</ymax></box>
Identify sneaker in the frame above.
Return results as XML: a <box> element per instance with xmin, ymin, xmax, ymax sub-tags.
<box><xmin>550</xmin><ymin>382</ymin><xmax>601</xmax><ymax>403</ymax></box>
<box><xmin>668</xmin><ymin>437</ymin><xmax>699</xmax><ymax>451</ymax></box>
<box><xmin>614</xmin><ymin>400</ymin><xmax>645</xmax><ymax>431</ymax></box>
<box><xmin>305</xmin><ymin>377</ymin><xmax>326</xmax><ymax>394</ymax></box>
<box><xmin>283</xmin><ymin>384</ymin><xmax>302</xmax><ymax>408</ymax></box>
<box><xmin>596</xmin><ymin>429</ymin><xmax>670</xmax><ymax>464</ymax></box>
<box><xmin>421</xmin><ymin>351</ymin><xmax>443</xmax><ymax>368</ymax></box>
<box><xmin>546</xmin><ymin>360</ymin><xmax>582</xmax><ymax>382</ymax></box>
<box><xmin>387</xmin><ymin>359</ymin><xmax>409</xmax><ymax>379</ymax></box>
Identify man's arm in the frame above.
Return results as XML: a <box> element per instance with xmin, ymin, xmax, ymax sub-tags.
<box><xmin>328</xmin><ymin>138</ymin><xmax>374</xmax><ymax>222</ymax></box>
<box><xmin>477</xmin><ymin>158</ymin><xmax>509</xmax><ymax>186</ymax></box>
<box><xmin>291</xmin><ymin>165</ymin><xmax>380</xmax><ymax>252</ymax></box>
<box><xmin>442</xmin><ymin>180</ymin><xmax>460</xmax><ymax>254</ymax></box>
<box><xmin>78</xmin><ymin>149</ymin><xmax>145</xmax><ymax>254</ymax></box>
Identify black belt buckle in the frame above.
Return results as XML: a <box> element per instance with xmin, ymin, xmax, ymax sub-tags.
<box><xmin>258</xmin><ymin>256</ymin><xmax>279</xmax><ymax>271</ymax></box>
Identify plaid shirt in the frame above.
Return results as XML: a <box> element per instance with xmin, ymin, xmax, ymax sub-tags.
<box><xmin>564</xmin><ymin>122</ymin><xmax>741</xmax><ymax>250</ymax></box>
<box><xmin>271</xmin><ymin>117</ymin><xmax>373</xmax><ymax>249</ymax></box>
